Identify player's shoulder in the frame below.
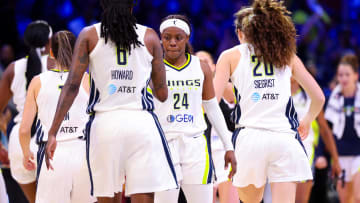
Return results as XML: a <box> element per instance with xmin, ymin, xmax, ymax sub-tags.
<box><xmin>218</xmin><ymin>45</ymin><xmax>241</xmax><ymax>63</ymax></box>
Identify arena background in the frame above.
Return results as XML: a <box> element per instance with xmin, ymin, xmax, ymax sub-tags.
<box><xmin>0</xmin><ymin>0</ymin><xmax>360</xmax><ymax>203</ymax></box>
<box><xmin>0</xmin><ymin>0</ymin><xmax>360</xmax><ymax>91</ymax></box>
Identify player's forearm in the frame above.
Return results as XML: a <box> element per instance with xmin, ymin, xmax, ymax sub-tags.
<box><xmin>49</xmin><ymin>83</ymin><xmax>80</xmax><ymax>137</ymax></box>
<box><xmin>304</xmin><ymin>98</ymin><xmax>325</xmax><ymax>124</ymax></box>
<box><xmin>203</xmin><ymin>97</ymin><xmax>234</xmax><ymax>151</ymax></box>
<box><xmin>320</xmin><ymin>128</ymin><xmax>339</xmax><ymax>162</ymax></box>
<box><xmin>19</xmin><ymin>129</ymin><xmax>31</xmax><ymax>156</ymax></box>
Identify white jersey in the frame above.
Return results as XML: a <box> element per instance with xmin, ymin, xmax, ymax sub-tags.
<box><xmin>35</xmin><ymin>70</ymin><xmax>88</xmax><ymax>142</ymax></box>
<box><xmin>10</xmin><ymin>55</ymin><xmax>49</xmax><ymax>123</ymax></box>
<box><xmin>154</xmin><ymin>54</ymin><xmax>207</xmax><ymax>139</ymax></box>
<box><xmin>231</xmin><ymin>43</ymin><xmax>298</xmax><ymax>133</ymax></box>
<box><xmin>87</xmin><ymin>23</ymin><xmax>154</xmax><ymax>114</ymax></box>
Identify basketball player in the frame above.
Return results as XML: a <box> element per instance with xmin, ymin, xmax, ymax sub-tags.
<box><xmin>0</xmin><ymin>20</ymin><xmax>53</xmax><ymax>203</ymax></box>
<box><xmin>291</xmin><ymin>78</ymin><xmax>341</xmax><ymax>203</ymax></box>
<box><xmin>154</xmin><ymin>15</ymin><xmax>236</xmax><ymax>203</ymax></box>
<box><xmin>325</xmin><ymin>54</ymin><xmax>360</xmax><ymax>203</ymax></box>
<box><xmin>19</xmin><ymin>30</ymin><xmax>94</xmax><ymax>203</ymax></box>
<box><xmin>44</xmin><ymin>0</ymin><xmax>177</xmax><ymax>203</ymax></box>
<box><xmin>214</xmin><ymin>1</ymin><xmax>325</xmax><ymax>202</ymax></box>
<box><xmin>196</xmin><ymin>50</ymin><xmax>239</xmax><ymax>203</ymax></box>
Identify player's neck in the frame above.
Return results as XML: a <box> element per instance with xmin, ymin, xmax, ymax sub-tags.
<box><xmin>55</xmin><ymin>63</ymin><xmax>69</xmax><ymax>72</ymax></box>
<box><xmin>164</xmin><ymin>54</ymin><xmax>187</xmax><ymax>68</ymax></box>
<box><xmin>342</xmin><ymin>84</ymin><xmax>356</xmax><ymax>98</ymax></box>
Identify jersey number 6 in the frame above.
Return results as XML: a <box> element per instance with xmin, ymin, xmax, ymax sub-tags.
<box><xmin>116</xmin><ymin>47</ymin><xmax>128</xmax><ymax>66</ymax></box>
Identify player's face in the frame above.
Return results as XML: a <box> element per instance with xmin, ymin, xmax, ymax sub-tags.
<box><xmin>337</xmin><ymin>64</ymin><xmax>358</xmax><ymax>90</ymax></box>
<box><xmin>161</xmin><ymin>27</ymin><xmax>189</xmax><ymax>60</ymax></box>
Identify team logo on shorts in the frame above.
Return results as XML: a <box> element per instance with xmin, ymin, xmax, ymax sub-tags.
<box><xmin>251</xmin><ymin>92</ymin><xmax>261</xmax><ymax>102</ymax></box>
<box><xmin>108</xmin><ymin>84</ymin><xmax>117</xmax><ymax>95</ymax></box>
<box><xmin>167</xmin><ymin>115</ymin><xmax>175</xmax><ymax>123</ymax></box>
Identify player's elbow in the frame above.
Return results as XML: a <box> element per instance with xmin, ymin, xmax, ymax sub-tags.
<box><xmin>318</xmin><ymin>92</ymin><xmax>325</xmax><ymax>108</ymax></box>
<box><xmin>156</xmin><ymin>88</ymin><xmax>168</xmax><ymax>102</ymax></box>
<box><xmin>19</xmin><ymin>127</ymin><xmax>30</xmax><ymax>139</ymax></box>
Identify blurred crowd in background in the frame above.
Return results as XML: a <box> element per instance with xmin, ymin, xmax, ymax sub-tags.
<box><xmin>0</xmin><ymin>1</ymin><xmax>359</xmax><ymax>202</ymax></box>
<box><xmin>0</xmin><ymin>0</ymin><xmax>360</xmax><ymax>90</ymax></box>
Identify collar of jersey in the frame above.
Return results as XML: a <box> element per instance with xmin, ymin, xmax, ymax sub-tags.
<box><xmin>50</xmin><ymin>69</ymin><xmax>69</xmax><ymax>72</ymax></box>
<box><xmin>164</xmin><ymin>53</ymin><xmax>191</xmax><ymax>71</ymax></box>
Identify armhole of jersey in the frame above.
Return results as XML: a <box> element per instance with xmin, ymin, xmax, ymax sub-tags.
<box><xmin>194</xmin><ymin>56</ymin><xmax>204</xmax><ymax>76</ymax></box>
<box><xmin>230</xmin><ymin>46</ymin><xmax>243</xmax><ymax>79</ymax></box>
<box><xmin>134</xmin><ymin>24</ymin><xmax>153</xmax><ymax>62</ymax></box>
<box><xmin>36</xmin><ymin>73</ymin><xmax>44</xmax><ymax>101</ymax></box>
<box><xmin>79</xmin><ymin>73</ymin><xmax>89</xmax><ymax>96</ymax></box>
<box><xmin>89</xmin><ymin>23</ymin><xmax>102</xmax><ymax>58</ymax></box>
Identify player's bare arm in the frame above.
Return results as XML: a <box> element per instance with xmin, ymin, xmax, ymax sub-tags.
<box><xmin>214</xmin><ymin>48</ymin><xmax>240</xmax><ymax>102</ymax></box>
<box><xmin>144</xmin><ymin>28</ymin><xmax>168</xmax><ymax>102</ymax></box>
<box><xmin>46</xmin><ymin>27</ymin><xmax>96</xmax><ymax>169</ymax></box>
<box><xmin>201</xmin><ymin>60</ymin><xmax>237</xmax><ymax>178</ymax></box>
<box><xmin>48</xmin><ymin>27</ymin><xmax>94</xmax><ymax>138</ymax></box>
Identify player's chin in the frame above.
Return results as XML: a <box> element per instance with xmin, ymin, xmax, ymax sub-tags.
<box><xmin>166</xmin><ymin>50</ymin><xmax>182</xmax><ymax>59</ymax></box>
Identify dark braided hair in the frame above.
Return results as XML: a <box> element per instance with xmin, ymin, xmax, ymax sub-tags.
<box><xmin>24</xmin><ymin>20</ymin><xmax>51</xmax><ymax>89</ymax></box>
<box><xmin>100</xmin><ymin>0</ymin><xmax>143</xmax><ymax>54</ymax></box>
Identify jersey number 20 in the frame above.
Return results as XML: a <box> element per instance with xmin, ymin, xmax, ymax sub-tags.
<box><xmin>252</xmin><ymin>55</ymin><xmax>274</xmax><ymax>77</ymax></box>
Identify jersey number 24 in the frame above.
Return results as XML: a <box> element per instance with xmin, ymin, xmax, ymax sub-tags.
<box><xmin>174</xmin><ymin>93</ymin><xmax>189</xmax><ymax>110</ymax></box>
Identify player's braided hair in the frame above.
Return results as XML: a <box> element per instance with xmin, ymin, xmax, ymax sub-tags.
<box><xmin>100</xmin><ymin>0</ymin><xmax>143</xmax><ymax>54</ymax></box>
<box><xmin>51</xmin><ymin>31</ymin><xmax>76</xmax><ymax>69</ymax></box>
<box><xmin>235</xmin><ymin>0</ymin><xmax>297</xmax><ymax>68</ymax></box>
<box><xmin>161</xmin><ymin>14</ymin><xmax>194</xmax><ymax>54</ymax></box>
<box><xmin>24</xmin><ymin>20</ymin><xmax>51</xmax><ymax>89</ymax></box>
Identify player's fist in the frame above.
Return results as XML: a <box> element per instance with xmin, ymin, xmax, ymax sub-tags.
<box><xmin>224</xmin><ymin>150</ymin><xmax>237</xmax><ymax>179</ymax></box>
<box><xmin>45</xmin><ymin>134</ymin><xmax>57</xmax><ymax>170</ymax></box>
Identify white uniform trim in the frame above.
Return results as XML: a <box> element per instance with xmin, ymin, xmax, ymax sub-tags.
<box><xmin>324</xmin><ymin>83</ymin><xmax>360</xmax><ymax>139</ymax></box>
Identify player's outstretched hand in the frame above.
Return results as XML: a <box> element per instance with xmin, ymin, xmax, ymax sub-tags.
<box><xmin>45</xmin><ymin>134</ymin><xmax>57</xmax><ymax>170</ymax></box>
<box><xmin>225</xmin><ymin>150</ymin><xmax>237</xmax><ymax>179</ymax></box>
<box><xmin>23</xmin><ymin>150</ymin><xmax>35</xmax><ymax>171</ymax></box>
<box><xmin>298</xmin><ymin>119</ymin><xmax>310</xmax><ymax>140</ymax></box>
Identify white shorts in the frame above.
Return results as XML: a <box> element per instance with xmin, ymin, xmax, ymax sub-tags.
<box><xmin>302</xmin><ymin>133</ymin><xmax>315</xmax><ymax>168</ymax></box>
<box><xmin>167</xmin><ymin>134</ymin><xmax>213</xmax><ymax>185</ymax></box>
<box><xmin>86</xmin><ymin>110</ymin><xmax>178</xmax><ymax>197</ymax></box>
<box><xmin>339</xmin><ymin>156</ymin><xmax>360</xmax><ymax>182</ymax></box>
<box><xmin>36</xmin><ymin>139</ymin><xmax>95</xmax><ymax>203</ymax></box>
<box><xmin>211</xmin><ymin>149</ymin><xmax>230</xmax><ymax>185</ymax></box>
<box><xmin>232</xmin><ymin>128</ymin><xmax>312</xmax><ymax>188</ymax></box>
<box><xmin>8</xmin><ymin>123</ymin><xmax>38</xmax><ymax>184</ymax></box>
<box><xmin>211</xmin><ymin>132</ymin><xmax>230</xmax><ymax>185</ymax></box>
